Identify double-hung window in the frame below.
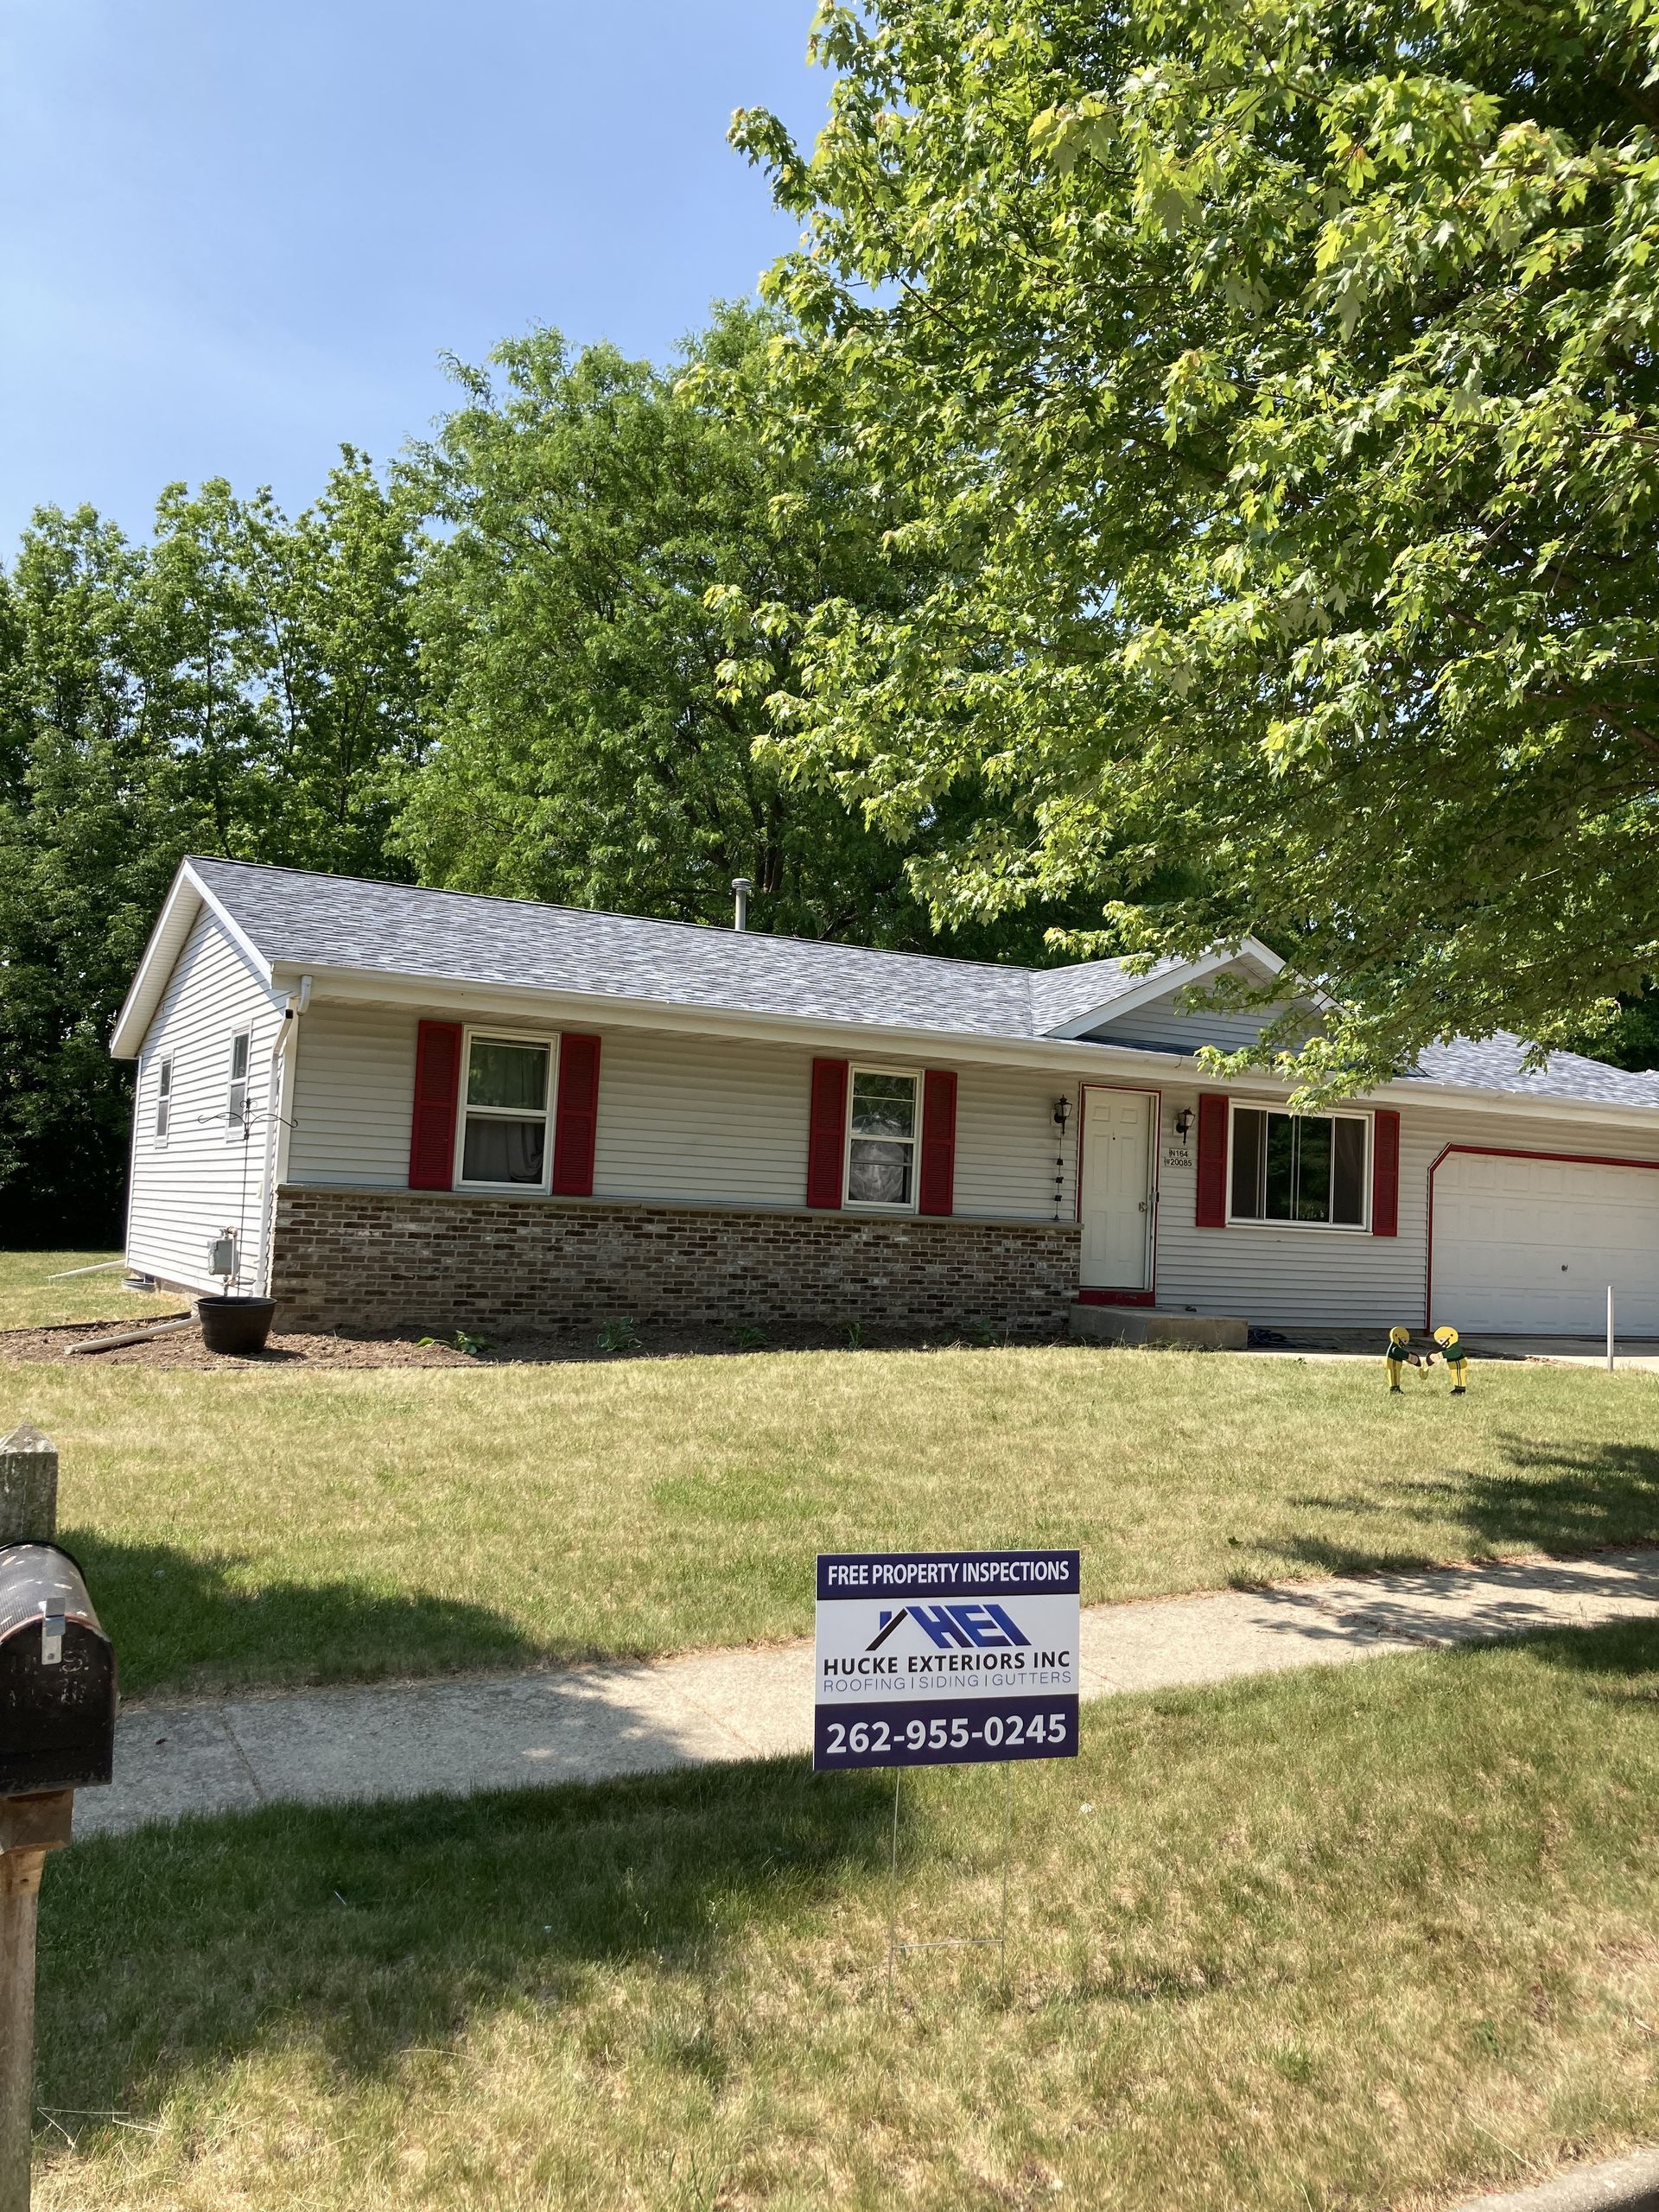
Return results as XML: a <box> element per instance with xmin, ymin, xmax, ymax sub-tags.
<box><xmin>1230</xmin><ymin>1106</ymin><xmax>1368</xmax><ymax>1228</ymax></box>
<box><xmin>459</xmin><ymin>1034</ymin><xmax>552</xmax><ymax>1188</ymax></box>
<box><xmin>845</xmin><ymin>1068</ymin><xmax>918</xmax><ymax>1208</ymax></box>
<box><xmin>154</xmin><ymin>1055</ymin><xmax>173</xmax><ymax>1142</ymax></box>
<box><xmin>226</xmin><ymin>1031</ymin><xmax>251</xmax><ymax>1135</ymax></box>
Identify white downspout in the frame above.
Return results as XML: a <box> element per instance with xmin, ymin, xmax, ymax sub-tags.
<box><xmin>259</xmin><ymin>976</ymin><xmax>312</xmax><ymax>1295</ymax></box>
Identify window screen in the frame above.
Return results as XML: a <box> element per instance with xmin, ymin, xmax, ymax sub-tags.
<box><xmin>846</xmin><ymin>1070</ymin><xmax>918</xmax><ymax>1206</ymax></box>
<box><xmin>1230</xmin><ymin>1109</ymin><xmax>1366</xmax><ymax>1226</ymax></box>
<box><xmin>226</xmin><ymin>1032</ymin><xmax>251</xmax><ymax>1129</ymax></box>
<box><xmin>460</xmin><ymin>1037</ymin><xmax>550</xmax><ymax>1186</ymax></box>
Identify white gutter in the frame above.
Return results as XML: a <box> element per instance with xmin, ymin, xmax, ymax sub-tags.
<box><xmin>259</xmin><ymin>975</ymin><xmax>312</xmax><ymax>1294</ymax></box>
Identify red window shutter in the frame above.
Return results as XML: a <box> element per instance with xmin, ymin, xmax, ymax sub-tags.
<box><xmin>918</xmin><ymin>1070</ymin><xmax>957</xmax><ymax>1216</ymax></box>
<box><xmin>550</xmin><ymin>1033</ymin><xmax>601</xmax><ymax>1196</ymax></box>
<box><xmin>409</xmin><ymin>1020</ymin><xmax>462</xmax><ymax>1191</ymax></box>
<box><xmin>806</xmin><ymin>1058</ymin><xmax>849</xmax><ymax>1209</ymax></box>
<box><xmin>1371</xmin><ymin>1108</ymin><xmax>1401</xmax><ymax>1236</ymax></box>
<box><xmin>1195</xmin><ymin>1092</ymin><xmax>1229</xmax><ymax>1227</ymax></box>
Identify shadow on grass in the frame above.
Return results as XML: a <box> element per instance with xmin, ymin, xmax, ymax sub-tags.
<box><xmin>36</xmin><ymin>1617</ymin><xmax>1659</xmax><ymax>2157</ymax></box>
<box><xmin>59</xmin><ymin>1532</ymin><xmax>548</xmax><ymax>1700</ymax></box>
<box><xmin>35</xmin><ymin>1755</ymin><xmax>894</xmax><ymax>2133</ymax></box>
<box><xmin>1505</xmin><ymin>1611</ymin><xmax>1659</xmax><ymax>1702</ymax></box>
<box><xmin>1264</xmin><ymin>1433</ymin><xmax>1659</xmax><ymax>1584</ymax></box>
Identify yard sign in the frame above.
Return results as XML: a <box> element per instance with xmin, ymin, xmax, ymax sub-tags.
<box><xmin>813</xmin><ymin>1549</ymin><xmax>1081</xmax><ymax>1770</ymax></box>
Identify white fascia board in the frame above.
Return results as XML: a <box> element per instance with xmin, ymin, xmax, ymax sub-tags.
<box><xmin>110</xmin><ymin>859</ymin><xmax>277</xmax><ymax>1059</ymax></box>
<box><xmin>1046</xmin><ymin>947</ymin><xmax>1271</xmax><ymax>1040</ymax></box>
<box><xmin>271</xmin><ymin>962</ymin><xmax>1659</xmax><ymax>1135</ymax></box>
<box><xmin>270</xmin><ymin>961</ymin><xmax>1193</xmax><ymax>1084</ymax></box>
<box><xmin>1369</xmin><ymin>1078</ymin><xmax>1659</xmax><ymax>1134</ymax></box>
<box><xmin>1237</xmin><ymin>935</ymin><xmax>1287</xmax><ymax>977</ymax></box>
<box><xmin>187</xmin><ymin>861</ymin><xmax>276</xmax><ymax>993</ymax></box>
<box><xmin>109</xmin><ymin>868</ymin><xmax>202</xmax><ymax>1058</ymax></box>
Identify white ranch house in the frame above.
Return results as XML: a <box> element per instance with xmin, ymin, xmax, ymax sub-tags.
<box><xmin>111</xmin><ymin>858</ymin><xmax>1659</xmax><ymax>1340</ymax></box>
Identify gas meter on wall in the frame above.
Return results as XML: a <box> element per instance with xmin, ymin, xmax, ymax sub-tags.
<box><xmin>207</xmin><ymin>1230</ymin><xmax>238</xmax><ymax>1285</ymax></box>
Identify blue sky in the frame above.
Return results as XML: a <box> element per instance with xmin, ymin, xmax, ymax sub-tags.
<box><xmin>0</xmin><ymin>1</ymin><xmax>829</xmax><ymax>547</ymax></box>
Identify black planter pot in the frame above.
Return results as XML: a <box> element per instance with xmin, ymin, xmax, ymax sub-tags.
<box><xmin>197</xmin><ymin>1296</ymin><xmax>277</xmax><ymax>1357</ymax></box>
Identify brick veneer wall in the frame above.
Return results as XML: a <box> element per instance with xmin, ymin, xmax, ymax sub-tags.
<box><xmin>270</xmin><ymin>1185</ymin><xmax>1082</xmax><ymax>1337</ymax></box>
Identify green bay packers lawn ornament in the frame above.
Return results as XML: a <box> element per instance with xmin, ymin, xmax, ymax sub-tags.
<box><xmin>1384</xmin><ymin>1326</ymin><xmax>1420</xmax><ymax>1392</ymax></box>
<box><xmin>1432</xmin><ymin>1325</ymin><xmax>1470</xmax><ymax>1395</ymax></box>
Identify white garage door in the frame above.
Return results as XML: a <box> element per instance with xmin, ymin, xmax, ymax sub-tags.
<box><xmin>1433</xmin><ymin>1151</ymin><xmax>1659</xmax><ymax>1332</ymax></box>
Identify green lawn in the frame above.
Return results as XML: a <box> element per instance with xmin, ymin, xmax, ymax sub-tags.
<box><xmin>35</xmin><ymin>1620</ymin><xmax>1659</xmax><ymax>2210</ymax></box>
<box><xmin>3</xmin><ymin>1348</ymin><xmax>1654</xmax><ymax>1699</ymax></box>
<box><xmin>0</xmin><ymin>1249</ymin><xmax>181</xmax><ymax>1332</ymax></box>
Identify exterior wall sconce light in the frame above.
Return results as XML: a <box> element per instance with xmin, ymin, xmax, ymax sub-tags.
<box><xmin>1173</xmin><ymin>1107</ymin><xmax>1194</xmax><ymax>1141</ymax></box>
<box><xmin>1052</xmin><ymin>1097</ymin><xmax>1071</xmax><ymax>1131</ymax></box>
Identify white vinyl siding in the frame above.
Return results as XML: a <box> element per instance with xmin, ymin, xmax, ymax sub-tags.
<box><xmin>1084</xmin><ymin>978</ymin><xmax>1314</xmax><ymax>1056</ymax></box>
<box><xmin>283</xmin><ymin>1011</ymin><xmax>1075</xmax><ymax>1221</ymax></box>
<box><xmin>125</xmin><ymin>910</ymin><xmax>284</xmax><ymax>1293</ymax></box>
<box><xmin>271</xmin><ymin>993</ymin><xmax>1659</xmax><ymax>1325</ymax></box>
<box><xmin>1149</xmin><ymin>1084</ymin><xmax>1659</xmax><ymax>1325</ymax></box>
<box><xmin>594</xmin><ymin>1035</ymin><xmax>1071</xmax><ymax>1220</ymax></box>
<box><xmin>286</xmin><ymin>1001</ymin><xmax>423</xmax><ymax>1186</ymax></box>
<box><xmin>952</xmin><ymin>1069</ymin><xmax>1077</xmax><ymax>1222</ymax></box>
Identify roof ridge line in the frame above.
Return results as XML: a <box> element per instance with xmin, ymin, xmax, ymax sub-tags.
<box><xmin>186</xmin><ymin>855</ymin><xmax>1114</xmax><ymax>986</ymax></box>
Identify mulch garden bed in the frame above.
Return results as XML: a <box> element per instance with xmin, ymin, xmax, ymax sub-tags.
<box><xmin>0</xmin><ymin>1317</ymin><xmax>1067</xmax><ymax>1369</ymax></box>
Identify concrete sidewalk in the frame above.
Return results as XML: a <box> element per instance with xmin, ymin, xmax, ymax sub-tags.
<box><xmin>75</xmin><ymin>1548</ymin><xmax>1659</xmax><ymax>1840</ymax></box>
<box><xmin>1448</xmin><ymin>2145</ymin><xmax>1659</xmax><ymax>2209</ymax></box>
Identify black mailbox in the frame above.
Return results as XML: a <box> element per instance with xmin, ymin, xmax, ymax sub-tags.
<box><xmin>0</xmin><ymin>1543</ymin><xmax>116</xmax><ymax>1796</ymax></box>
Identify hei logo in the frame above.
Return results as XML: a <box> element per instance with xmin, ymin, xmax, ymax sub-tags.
<box><xmin>866</xmin><ymin>1603</ymin><xmax>1031</xmax><ymax>1652</ymax></box>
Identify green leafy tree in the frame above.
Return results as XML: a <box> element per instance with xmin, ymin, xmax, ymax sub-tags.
<box><xmin>0</xmin><ymin>458</ymin><xmax>427</xmax><ymax>1242</ymax></box>
<box><xmin>731</xmin><ymin>0</ymin><xmax>1659</xmax><ymax>1090</ymax></box>
<box><xmin>397</xmin><ymin>302</ymin><xmax>1086</xmax><ymax>950</ymax></box>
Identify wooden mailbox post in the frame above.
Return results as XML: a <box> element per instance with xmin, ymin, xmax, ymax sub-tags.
<box><xmin>0</xmin><ymin>1426</ymin><xmax>117</xmax><ymax>2212</ymax></box>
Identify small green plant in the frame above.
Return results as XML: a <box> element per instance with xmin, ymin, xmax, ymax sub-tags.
<box><xmin>729</xmin><ymin>1324</ymin><xmax>769</xmax><ymax>1351</ymax></box>
<box><xmin>416</xmin><ymin>1330</ymin><xmax>492</xmax><ymax>1357</ymax></box>
<box><xmin>597</xmin><ymin>1315</ymin><xmax>643</xmax><ymax>1354</ymax></box>
<box><xmin>962</xmin><ymin>1315</ymin><xmax>1003</xmax><ymax>1348</ymax></box>
<box><xmin>842</xmin><ymin>1318</ymin><xmax>868</xmax><ymax>1350</ymax></box>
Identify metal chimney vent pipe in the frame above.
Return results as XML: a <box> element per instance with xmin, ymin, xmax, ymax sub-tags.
<box><xmin>732</xmin><ymin>877</ymin><xmax>753</xmax><ymax>931</ymax></box>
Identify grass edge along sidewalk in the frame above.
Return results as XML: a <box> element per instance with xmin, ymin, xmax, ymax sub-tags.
<box><xmin>76</xmin><ymin>1544</ymin><xmax>1659</xmax><ymax>1838</ymax></box>
<box><xmin>34</xmin><ymin>1619</ymin><xmax>1659</xmax><ymax>2211</ymax></box>
<box><xmin>11</xmin><ymin>1349</ymin><xmax>1659</xmax><ymax>1700</ymax></box>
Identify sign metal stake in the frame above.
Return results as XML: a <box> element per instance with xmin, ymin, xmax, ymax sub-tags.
<box><xmin>885</xmin><ymin>1758</ymin><xmax>1014</xmax><ymax>1997</ymax></box>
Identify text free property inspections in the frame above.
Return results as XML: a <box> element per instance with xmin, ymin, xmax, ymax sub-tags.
<box><xmin>820</xmin><ymin>1554</ymin><xmax>1077</xmax><ymax>1592</ymax></box>
<box><xmin>816</xmin><ymin>1550</ymin><xmax>1079</xmax><ymax>1705</ymax></box>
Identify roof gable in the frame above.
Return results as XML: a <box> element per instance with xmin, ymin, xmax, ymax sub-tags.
<box><xmin>109</xmin><ymin>861</ymin><xmax>276</xmax><ymax>1058</ymax></box>
<box><xmin>1049</xmin><ymin>943</ymin><xmax>1290</xmax><ymax>1044</ymax></box>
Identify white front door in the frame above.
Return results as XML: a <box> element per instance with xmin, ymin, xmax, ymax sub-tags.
<box><xmin>1079</xmin><ymin>1087</ymin><xmax>1155</xmax><ymax>1291</ymax></box>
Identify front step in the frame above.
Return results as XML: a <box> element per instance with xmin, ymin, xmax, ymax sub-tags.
<box><xmin>1070</xmin><ymin>1303</ymin><xmax>1248</xmax><ymax>1351</ymax></box>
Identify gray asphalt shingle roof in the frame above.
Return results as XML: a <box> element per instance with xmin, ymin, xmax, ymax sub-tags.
<box><xmin>1411</xmin><ymin>1035</ymin><xmax>1659</xmax><ymax>1109</ymax></box>
<box><xmin>194</xmin><ymin>858</ymin><xmax>1142</xmax><ymax>1042</ymax></box>
<box><xmin>190</xmin><ymin>859</ymin><xmax>1659</xmax><ymax>1111</ymax></box>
